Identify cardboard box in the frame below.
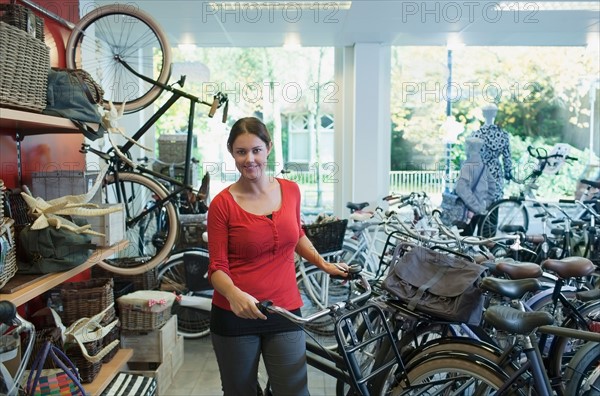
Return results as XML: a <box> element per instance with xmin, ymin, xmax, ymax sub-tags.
<box><xmin>120</xmin><ymin>314</ymin><xmax>177</xmax><ymax>362</ymax></box>
<box><xmin>84</xmin><ymin>203</ymin><xmax>125</xmax><ymax>246</ymax></box>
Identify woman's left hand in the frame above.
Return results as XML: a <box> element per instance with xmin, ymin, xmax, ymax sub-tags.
<box><xmin>325</xmin><ymin>262</ymin><xmax>350</xmax><ymax>277</ymax></box>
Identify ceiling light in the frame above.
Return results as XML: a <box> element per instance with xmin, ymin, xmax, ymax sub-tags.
<box><xmin>208</xmin><ymin>1</ymin><xmax>352</xmax><ymax>10</ymax></box>
<box><xmin>447</xmin><ymin>34</ymin><xmax>465</xmax><ymax>50</ymax></box>
<box><xmin>283</xmin><ymin>33</ymin><xmax>301</xmax><ymax>49</ymax></box>
<box><xmin>495</xmin><ymin>1</ymin><xmax>599</xmax><ymax>11</ymax></box>
<box><xmin>178</xmin><ymin>43</ymin><xmax>198</xmax><ymax>52</ymax></box>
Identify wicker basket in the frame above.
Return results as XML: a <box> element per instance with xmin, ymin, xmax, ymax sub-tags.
<box><xmin>0</xmin><ymin>3</ymin><xmax>44</xmax><ymax>42</ymax></box>
<box><xmin>302</xmin><ymin>219</ymin><xmax>348</xmax><ymax>255</ymax></box>
<box><xmin>101</xmin><ymin>323</ymin><xmax>121</xmax><ymax>364</ymax></box>
<box><xmin>63</xmin><ymin>339</ymin><xmax>103</xmax><ymax>384</ymax></box>
<box><xmin>118</xmin><ymin>290</ymin><xmax>176</xmax><ymax>331</ymax></box>
<box><xmin>0</xmin><ymin>21</ymin><xmax>49</xmax><ymax>112</ymax></box>
<box><xmin>93</xmin><ymin>258</ymin><xmax>159</xmax><ymax>291</ymax></box>
<box><xmin>0</xmin><ymin>218</ymin><xmax>17</xmax><ymax>290</ymax></box>
<box><xmin>60</xmin><ymin>278</ymin><xmax>115</xmax><ymax>326</ymax></box>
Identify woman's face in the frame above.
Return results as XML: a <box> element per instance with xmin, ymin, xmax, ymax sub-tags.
<box><xmin>230</xmin><ymin>132</ymin><xmax>271</xmax><ymax>181</ymax></box>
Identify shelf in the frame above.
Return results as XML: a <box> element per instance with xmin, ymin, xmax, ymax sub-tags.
<box><xmin>83</xmin><ymin>348</ymin><xmax>134</xmax><ymax>396</ymax></box>
<box><xmin>0</xmin><ymin>107</ymin><xmax>98</xmax><ymax>136</ymax></box>
<box><xmin>0</xmin><ymin>240</ymin><xmax>128</xmax><ymax>306</ymax></box>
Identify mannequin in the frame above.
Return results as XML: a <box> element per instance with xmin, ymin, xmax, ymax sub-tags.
<box><xmin>470</xmin><ymin>104</ymin><xmax>512</xmax><ymax>201</ymax></box>
<box><xmin>454</xmin><ymin>137</ymin><xmax>494</xmax><ymax>235</ymax></box>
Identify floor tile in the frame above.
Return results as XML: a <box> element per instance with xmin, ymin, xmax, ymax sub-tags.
<box><xmin>164</xmin><ymin>336</ymin><xmax>338</xmax><ymax>395</ymax></box>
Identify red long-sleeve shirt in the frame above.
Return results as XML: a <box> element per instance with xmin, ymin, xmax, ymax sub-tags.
<box><xmin>207</xmin><ymin>178</ymin><xmax>305</xmax><ymax>312</ymax></box>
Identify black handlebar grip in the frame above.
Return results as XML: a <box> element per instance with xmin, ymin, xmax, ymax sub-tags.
<box><xmin>208</xmin><ymin>95</ymin><xmax>219</xmax><ymax>118</ymax></box>
<box><xmin>0</xmin><ymin>301</ymin><xmax>17</xmax><ymax>324</ymax></box>
<box><xmin>257</xmin><ymin>300</ymin><xmax>273</xmax><ymax>315</ymax></box>
<box><xmin>559</xmin><ymin>199</ymin><xmax>575</xmax><ymax>204</ymax></box>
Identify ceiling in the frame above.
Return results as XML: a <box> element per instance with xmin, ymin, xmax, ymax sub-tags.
<box><xmin>90</xmin><ymin>0</ymin><xmax>600</xmax><ymax>48</ymax></box>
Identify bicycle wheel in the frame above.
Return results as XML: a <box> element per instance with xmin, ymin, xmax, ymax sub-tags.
<box><xmin>376</xmin><ymin>351</ymin><xmax>512</xmax><ymax>395</ymax></box>
<box><xmin>547</xmin><ymin>300</ymin><xmax>600</xmax><ymax>384</ymax></box>
<box><xmin>564</xmin><ymin>341</ymin><xmax>600</xmax><ymax>396</ymax></box>
<box><xmin>66</xmin><ymin>4</ymin><xmax>172</xmax><ymax>113</ymax></box>
<box><xmin>339</xmin><ymin>241</ymin><xmax>369</xmax><ymax>272</ymax></box>
<box><xmin>478</xmin><ymin>199</ymin><xmax>529</xmax><ymax>238</ymax></box>
<box><xmin>97</xmin><ymin>172</ymin><xmax>178</xmax><ymax>275</ymax></box>
<box><xmin>157</xmin><ymin>249</ymin><xmax>212</xmax><ymax>339</ymax></box>
<box><xmin>297</xmin><ymin>264</ymin><xmax>352</xmax><ymax>345</ymax></box>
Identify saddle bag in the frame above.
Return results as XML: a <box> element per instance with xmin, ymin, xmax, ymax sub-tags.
<box><xmin>382</xmin><ymin>243</ymin><xmax>486</xmax><ymax>325</ymax></box>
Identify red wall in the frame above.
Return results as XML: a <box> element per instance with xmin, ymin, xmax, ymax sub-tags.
<box><xmin>0</xmin><ymin>0</ymin><xmax>85</xmax><ymax>189</ymax></box>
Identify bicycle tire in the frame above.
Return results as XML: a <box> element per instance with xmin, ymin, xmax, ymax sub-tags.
<box><xmin>547</xmin><ymin>300</ymin><xmax>600</xmax><ymax>384</ymax></box>
<box><xmin>66</xmin><ymin>4</ymin><xmax>172</xmax><ymax>113</ymax></box>
<box><xmin>157</xmin><ymin>249</ymin><xmax>211</xmax><ymax>339</ymax></box>
<box><xmin>296</xmin><ymin>264</ymin><xmax>352</xmax><ymax>345</ymax></box>
<box><xmin>478</xmin><ymin>198</ymin><xmax>529</xmax><ymax>238</ymax></box>
<box><xmin>564</xmin><ymin>341</ymin><xmax>600</xmax><ymax>396</ymax></box>
<box><xmin>97</xmin><ymin>172</ymin><xmax>178</xmax><ymax>275</ymax></box>
<box><xmin>376</xmin><ymin>350</ymin><xmax>514</xmax><ymax>395</ymax></box>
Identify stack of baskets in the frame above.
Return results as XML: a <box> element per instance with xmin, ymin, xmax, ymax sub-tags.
<box><xmin>59</xmin><ymin>278</ymin><xmax>119</xmax><ymax>383</ymax></box>
<box><xmin>0</xmin><ymin>3</ymin><xmax>49</xmax><ymax>113</ymax></box>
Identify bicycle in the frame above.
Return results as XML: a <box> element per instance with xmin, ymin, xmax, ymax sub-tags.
<box><xmin>258</xmin><ymin>266</ymin><xmax>406</xmax><ymax>396</ymax></box>
<box><xmin>384</xmin><ymin>303</ymin><xmax>600</xmax><ymax>395</ymax></box>
<box><xmin>80</xmin><ymin>64</ymin><xmax>227</xmax><ymax>276</ymax></box>
<box><xmin>478</xmin><ymin>145</ymin><xmax>579</xmax><ymax>238</ymax></box>
<box><xmin>0</xmin><ymin>301</ymin><xmax>35</xmax><ymax>396</ymax></box>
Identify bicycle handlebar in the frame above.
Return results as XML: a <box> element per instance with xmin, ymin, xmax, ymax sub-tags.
<box><xmin>258</xmin><ymin>268</ymin><xmax>371</xmax><ymax>324</ymax></box>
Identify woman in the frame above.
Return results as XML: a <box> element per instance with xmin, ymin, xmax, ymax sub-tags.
<box><xmin>207</xmin><ymin>117</ymin><xmax>349</xmax><ymax>395</ymax></box>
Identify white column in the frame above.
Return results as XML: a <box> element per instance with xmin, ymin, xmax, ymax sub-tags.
<box><xmin>333</xmin><ymin>43</ymin><xmax>391</xmax><ymax>216</ymax></box>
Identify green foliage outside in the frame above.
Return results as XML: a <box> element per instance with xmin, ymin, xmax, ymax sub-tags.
<box><xmin>152</xmin><ymin>45</ymin><xmax>598</xmax><ymax>203</ymax></box>
<box><xmin>391</xmin><ymin>46</ymin><xmax>599</xmax><ymax>200</ymax></box>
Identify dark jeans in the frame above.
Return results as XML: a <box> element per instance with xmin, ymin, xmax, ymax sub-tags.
<box><xmin>211</xmin><ymin>331</ymin><xmax>309</xmax><ymax>396</ymax></box>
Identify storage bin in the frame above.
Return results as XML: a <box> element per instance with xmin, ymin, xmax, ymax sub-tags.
<box><xmin>120</xmin><ymin>315</ymin><xmax>177</xmax><ymax>362</ymax></box>
<box><xmin>92</xmin><ymin>263</ymin><xmax>158</xmax><ymax>292</ymax></box>
<box><xmin>0</xmin><ymin>21</ymin><xmax>49</xmax><ymax>112</ymax></box>
<box><xmin>118</xmin><ymin>290</ymin><xmax>176</xmax><ymax>331</ymax></box>
<box><xmin>59</xmin><ymin>278</ymin><xmax>115</xmax><ymax>326</ymax></box>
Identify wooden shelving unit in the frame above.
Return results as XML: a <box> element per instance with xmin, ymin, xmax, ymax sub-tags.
<box><xmin>83</xmin><ymin>349</ymin><xmax>134</xmax><ymax>396</ymax></box>
<box><xmin>0</xmin><ymin>107</ymin><xmax>98</xmax><ymax>135</ymax></box>
<box><xmin>0</xmin><ymin>240</ymin><xmax>128</xmax><ymax>306</ymax></box>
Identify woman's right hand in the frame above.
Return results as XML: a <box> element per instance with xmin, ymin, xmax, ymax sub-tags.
<box><xmin>228</xmin><ymin>289</ymin><xmax>267</xmax><ymax>320</ymax></box>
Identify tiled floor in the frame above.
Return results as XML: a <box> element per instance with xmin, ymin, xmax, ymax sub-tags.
<box><xmin>168</xmin><ymin>336</ymin><xmax>337</xmax><ymax>395</ymax></box>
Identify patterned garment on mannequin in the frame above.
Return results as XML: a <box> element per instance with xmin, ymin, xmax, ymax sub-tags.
<box><xmin>470</xmin><ymin>124</ymin><xmax>512</xmax><ymax>201</ymax></box>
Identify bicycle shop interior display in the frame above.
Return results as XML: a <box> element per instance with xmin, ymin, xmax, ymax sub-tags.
<box><xmin>1</xmin><ymin>0</ymin><xmax>599</xmax><ymax>395</ymax></box>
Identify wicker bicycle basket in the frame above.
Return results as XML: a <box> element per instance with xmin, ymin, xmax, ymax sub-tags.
<box><xmin>0</xmin><ymin>218</ymin><xmax>17</xmax><ymax>290</ymax></box>
<box><xmin>60</xmin><ymin>278</ymin><xmax>115</xmax><ymax>326</ymax></box>
<box><xmin>118</xmin><ymin>290</ymin><xmax>176</xmax><ymax>331</ymax></box>
<box><xmin>0</xmin><ymin>21</ymin><xmax>49</xmax><ymax>113</ymax></box>
<box><xmin>302</xmin><ymin>219</ymin><xmax>348</xmax><ymax>255</ymax></box>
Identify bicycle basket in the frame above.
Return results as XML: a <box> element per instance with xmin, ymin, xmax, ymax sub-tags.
<box><xmin>302</xmin><ymin>219</ymin><xmax>348</xmax><ymax>255</ymax></box>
